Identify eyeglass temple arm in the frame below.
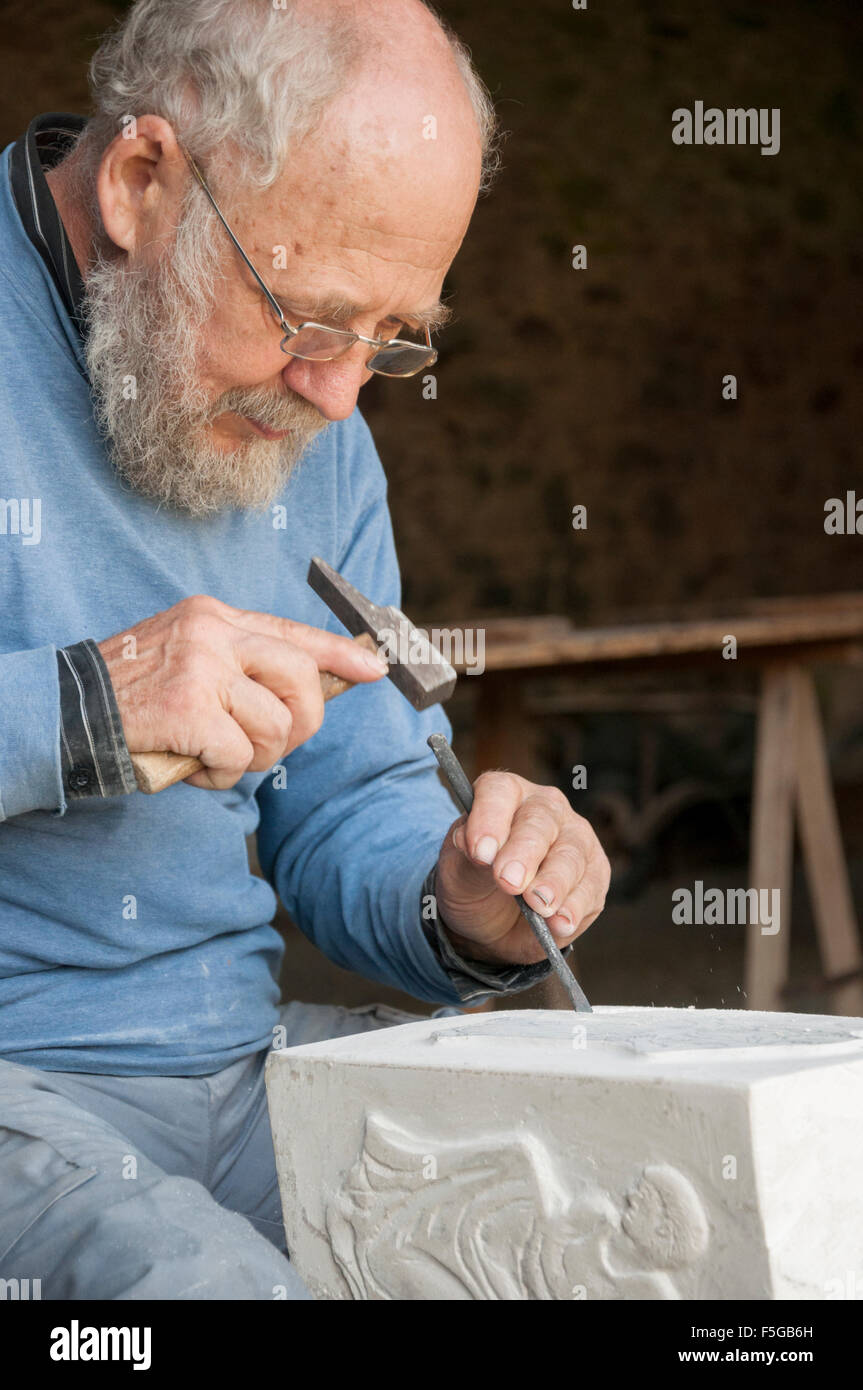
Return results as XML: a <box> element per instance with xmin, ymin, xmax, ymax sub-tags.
<box><xmin>178</xmin><ymin>142</ymin><xmax>296</xmax><ymax>338</ymax></box>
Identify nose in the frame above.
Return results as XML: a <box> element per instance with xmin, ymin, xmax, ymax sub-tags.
<box><xmin>280</xmin><ymin>348</ymin><xmax>373</xmax><ymax>422</ymax></box>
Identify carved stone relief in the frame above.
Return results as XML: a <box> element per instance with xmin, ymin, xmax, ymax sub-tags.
<box><xmin>325</xmin><ymin>1113</ymin><xmax>709</xmax><ymax>1300</ymax></box>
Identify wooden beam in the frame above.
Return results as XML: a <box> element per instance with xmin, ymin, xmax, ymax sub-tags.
<box><xmin>746</xmin><ymin>664</ymin><xmax>798</xmax><ymax>1011</ymax></box>
<box><xmin>793</xmin><ymin>670</ymin><xmax>863</xmax><ymax>1016</ymax></box>
<box><xmin>440</xmin><ymin>604</ymin><xmax>863</xmax><ymax>673</ymax></box>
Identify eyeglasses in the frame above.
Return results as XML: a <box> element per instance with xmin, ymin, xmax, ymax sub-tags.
<box><xmin>179</xmin><ymin>143</ymin><xmax>439</xmax><ymax>378</ymax></box>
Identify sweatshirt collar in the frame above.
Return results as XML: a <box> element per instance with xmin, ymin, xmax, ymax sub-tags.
<box><xmin>9</xmin><ymin>113</ymin><xmax>87</xmax><ymax>337</ymax></box>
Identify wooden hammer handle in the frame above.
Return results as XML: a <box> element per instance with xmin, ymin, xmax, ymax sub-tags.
<box><xmin>131</xmin><ymin>632</ymin><xmax>379</xmax><ymax>794</ymax></box>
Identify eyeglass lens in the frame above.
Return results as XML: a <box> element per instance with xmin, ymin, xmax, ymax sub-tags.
<box><xmin>282</xmin><ymin>325</ymin><xmax>435</xmax><ymax>376</ymax></box>
<box><xmin>365</xmin><ymin>345</ymin><xmax>436</xmax><ymax>376</ymax></box>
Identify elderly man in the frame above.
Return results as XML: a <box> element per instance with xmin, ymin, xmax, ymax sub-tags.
<box><xmin>0</xmin><ymin>0</ymin><xmax>609</xmax><ymax>1299</ymax></box>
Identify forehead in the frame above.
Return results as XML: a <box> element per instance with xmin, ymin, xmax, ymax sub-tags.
<box><xmin>228</xmin><ymin>96</ymin><xmax>481</xmax><ymax>316</ymax></box>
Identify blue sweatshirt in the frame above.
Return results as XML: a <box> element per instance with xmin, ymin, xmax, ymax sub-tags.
<box><xmin>0</xmin><ymin>141</ymin><xmax>465</xmax><ymax>1075</ymax></box>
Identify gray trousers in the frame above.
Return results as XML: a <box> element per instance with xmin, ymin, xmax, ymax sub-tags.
<box><xmin>0</xmin><ymin>1000</ymin><xmax>429</xmax><ymax>1300</ymax></box>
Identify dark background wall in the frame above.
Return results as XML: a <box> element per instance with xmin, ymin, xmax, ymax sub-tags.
<box><xmin>3</xmin><ymin>0</ymin><xmax>861</xmax><ymax>1011</ymax></box>
<box><xmin>373</xmin><ymin>0</ymin><xmax>863</xmax><ymax>623</ymax></box>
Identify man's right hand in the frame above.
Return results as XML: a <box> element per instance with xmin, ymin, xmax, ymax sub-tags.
<box><xmin>97</xmin><ymin>594</ymin><xmax>389</xmax><ymax>790</ymax></box>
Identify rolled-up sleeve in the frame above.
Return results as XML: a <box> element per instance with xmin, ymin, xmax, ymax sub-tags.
<box><xmin>419</xmin><ymin>861</ymin><xmax>566</xmax><ymax>1004</ymax></box>
<box><xmin>56</xmin><ymin>639</ymin><xmax>137</xmax><ymax>800</ymax></box>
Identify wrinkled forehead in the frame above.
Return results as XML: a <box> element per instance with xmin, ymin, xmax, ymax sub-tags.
<box><xmin>231</xmin><ymin>71</ymin><xmax>483</xmax><ymax>259</ymax></box>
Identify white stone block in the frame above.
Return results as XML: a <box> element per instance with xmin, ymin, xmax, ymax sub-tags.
<box><xmin>265</xmin><ymin>1006</ymin><xmax>863</xmax><ymax>1300</ymax></box>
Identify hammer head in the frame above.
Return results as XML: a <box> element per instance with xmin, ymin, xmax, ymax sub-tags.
<box><xmin>308</xmin><ymin>556</ymin><xmax>457</xmax><ymax>710</ymax></box>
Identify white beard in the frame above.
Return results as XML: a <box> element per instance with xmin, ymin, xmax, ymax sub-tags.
<box><xmin>82</xmin><ymin>232</ymin><xmax>328</xmax><ymax>516</ymax></box>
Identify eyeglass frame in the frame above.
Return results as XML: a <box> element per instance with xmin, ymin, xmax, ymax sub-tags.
<box><xmin>177</xmin><ymin>141</ymin><xmax>439</xmax><ymax>377</ymax></box>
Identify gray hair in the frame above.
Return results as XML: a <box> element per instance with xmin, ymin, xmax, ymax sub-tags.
<box><xmin>74</xmin><ymin>0</ymin><xmax>499</xmax><ymax>199</ymax></box>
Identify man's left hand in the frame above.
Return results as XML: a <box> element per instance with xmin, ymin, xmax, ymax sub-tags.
<box><xmin>434</xmin><ymin>772</ymin><xmax>610</xmax><ymax>966</ymax></box>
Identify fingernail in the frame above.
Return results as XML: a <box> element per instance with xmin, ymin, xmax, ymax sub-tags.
<box><xmin>474</xmin><ymin>836</ymin><xmax>498</xmax><ymax>865</ymax></box>
<box><xmin>553</xmin><ymin>907</ymin><xmax>574</xmax><ymax>930</ymax></box>
<box><xmin>500</xmin><ymin>861</ymin><xmax>525</xmax><ymax>889</ymax></box>
<box><xmin>530</xmin><ymin>884</ymin><xmax>553</xmax><ymax>909</ymax></box>
<box><xmin>453</xmin><ymin>824</ymin><xmax>465</xmax><ymax>851</ymax></box>
<box><xmin>363</xmin><ymin>651</ymin><xmax>389</xmax><ymax>673</ymax></box>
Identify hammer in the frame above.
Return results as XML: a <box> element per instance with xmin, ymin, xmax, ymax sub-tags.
<box><xmin>130</xmin><ymin>556</ymin><xmax>457</xmax><ymax>793</ymax></box>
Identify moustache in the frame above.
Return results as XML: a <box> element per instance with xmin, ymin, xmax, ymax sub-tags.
<box><xmin>209</xmin><ymin>384</ymin><xmax>325</xmax><ymax>434</ymax></box>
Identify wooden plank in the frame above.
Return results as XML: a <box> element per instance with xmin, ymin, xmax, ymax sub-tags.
<box><xmin>437</xmin><ymin>603</ymin><xmax>863</xmax><ymax>673</ymax></box>
<box><xmin>745</xmin><ymin>664</ymin><xmax>798</xmax><ymax>1011</ymax></box>
<box><xmin>793</xmin><ymin>669</ymin><xmax>863</xmax><ymax>1016</ymax></box>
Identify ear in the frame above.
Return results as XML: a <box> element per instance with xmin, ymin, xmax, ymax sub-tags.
<box><xmin>96</xmin><ymin>114</ymin><xmax>186</xmax><ymax>255</ymax></box>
